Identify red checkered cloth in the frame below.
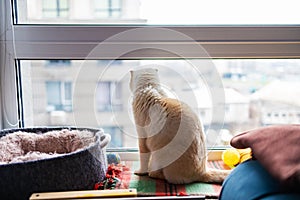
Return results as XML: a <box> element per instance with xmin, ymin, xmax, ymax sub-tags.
<box><xmin>97</xmin><ymin>161</ymin><xmax>230</xmax><ymax>198</ymax></box>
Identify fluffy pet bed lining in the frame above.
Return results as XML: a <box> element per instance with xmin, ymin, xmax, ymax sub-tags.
<box><xmin>0</xmin><ymin>129</ymin><xmax>95</xmax><ymax>164</ymax></box>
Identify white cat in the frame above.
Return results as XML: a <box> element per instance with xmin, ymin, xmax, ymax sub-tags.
<box><xmin>130</xmin><ymin>68</ymin><xmax>230</xmax><ymax>184</ymax></box>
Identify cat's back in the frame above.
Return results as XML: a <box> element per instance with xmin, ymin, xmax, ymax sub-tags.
<box><xmin>133</xmin><ymin>86</ymin><xmax>201</xmax><ymax>130</ymax></box>
<box><xmin>145</xmin><ymin>96</ymin><xmax>203</xmax><ymax>153</ymax></box>
<box><xmin>160</xmin><ymin>97</ymin><xmax>199</xmax><ymax>122</ymax></box>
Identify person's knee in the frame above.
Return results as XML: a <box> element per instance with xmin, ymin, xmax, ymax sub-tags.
<box><xmin>220</xmin><ymin>160</ymin><xmax>300</xmax><ymax>200</ymax></box>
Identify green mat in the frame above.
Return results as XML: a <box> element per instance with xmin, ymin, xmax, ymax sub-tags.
<box><xmin>115</xmin><ymin>161</ymin><xmax>229</xmax><ymax>198</ymax></box>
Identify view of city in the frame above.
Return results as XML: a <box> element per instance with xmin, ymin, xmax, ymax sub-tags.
<box><xmin>17</xmin><ymin>0</ymin><xmax>300</xmax><ymax>148</ymax></box>
<box><xmin>20</xmin><ymin>59</ymin><xmax>300</xmax><ymax>148</ymax></box>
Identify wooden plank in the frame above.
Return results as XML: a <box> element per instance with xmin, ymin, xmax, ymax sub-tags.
<box><xmin>30</xmin><ymin>189</ymin><xmax>137</xmax><ymax>200</ymax></box>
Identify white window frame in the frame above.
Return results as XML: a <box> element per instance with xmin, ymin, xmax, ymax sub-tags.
<box><xmin>1</xmin><ymin>1</ymin><xmax>300</xmax><ymax>131</ymax></box>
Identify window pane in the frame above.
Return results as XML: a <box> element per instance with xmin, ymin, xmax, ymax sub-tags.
<box><xmin>47</xmin><ymin>60</ymin><xmax>71</xmax><ymax>66</ymax></box>
<box><xmin>19</xmin><ymin>59</ymin><xmax>300</xmax><ymax>148</ymax></box>
<box><xmin>64</xmin><ymin>82</ymin><xmax>72</xmax><ymax>101</ymax></box>
<box><xmin>59</xmin><ymin>10</ymin><xmax>69</xmax><ymax>18</ymax></box>
<box><xmin>102</xmin><ymin>126</ymin><xmax>123</xmax><ymax>147</ymax></box>
<box><xmin>96</xmin><ymin>81</ymin><xmax>123</xmax><ymax>112</ymax></box>
<box><xmin>16</xmin><ymin>0</ymin><xmax>299</xmax><ymax>24</ymax></box>
<box><xmin>94</xmin><ymin>0</ymin><xmax>121</xmax><ymax>18</ymax></box>
<box><xmin>40</xmin><ymin>0</ymin><xmax>69</xmax><ymax>18</ymax></box>
<box><xmin>95</xmin><ymin>0</ymin><xmax>109</xmax><ymax>9</ymax></box>
<box><xmin>42</xmin><ymin>0</ymin><xmax>56</xmax><ymax>9</ymax></box>
<box><xmin>43</xmin><ymin>11</ymin><xmax>57</xmax><ymax>18</ymax></box>
<box><xmin>111</xmin><ymin>0</ymin><xmax>121</xmax><ymax>9</ymax></box>
<box><xmin>45</xmin><ymin>81</ymin><xmax>72</xmax><ymax>112</ymax></box>
<box><xmin>97</xmin><ymin>81</ymin><xmax>111</xmax><ymax>111</ymax></box>
<box><xmin>59</xmin><ymin>0</ymin><xmax>68</xmax><ymax>9</ymax></box>
<box><xmin>95</xmin><ymin>11</ymin><xmax>110</xmax><ymax>18</ymax></box>
<box><xmin>46</xmin><ymin>81</ymin><xmax>61</xmax><ymax>109</ymax></box>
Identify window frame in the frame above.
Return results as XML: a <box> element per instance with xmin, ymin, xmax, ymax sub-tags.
<box><xmin>1</xmin><ymin>1</ymin><xmax>300</xmax><ymax>136</ymax></box>
<box><xmin>12</xmin><ymin>25</ymin><xmax>300</xmax><ymax>60</ymax></box>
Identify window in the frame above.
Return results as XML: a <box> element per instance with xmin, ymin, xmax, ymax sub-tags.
<box><xmin>94</xmin><ymin>0</ymin><xmax>122</xmax><ymax>18</ymax></box>
<box><xmin>98</xmin><ymin>60</ymin><xmax>123</xmax><ymax>66</ymax></box>
<box><xmin>42</xmin><ymin>0</ymin><xmax>69</xmax><ymax>18</ymax></box>
<box><xmin>102</xmin><ymin>126</ymin><xmax>123</xmax><ymax>147</ymax></box>
<box><xmin>46</xmin><ymin>60</ymin><xmax>71</xmax><ymax>67</ymax></box>
<box><xmin>20</xmin><ymin>0</ymin><xmax>143</xmax><ymax>24</ymax></box>
<box><xmin>96</xmin><ymin>81</ymin><xmax>123</xmax><ymax>112</ymax></box>
<box><xmin>18</xmin><ymin>59</ymin><xmax>300</xmax><ymax>148</ymax></box>
<box><xmin>1</xmin><ymin>0</ymin><xmax>300</xmax><ymax>150</ymax></box>
<box><xmin>16</xmin><ymin>0</ymin><xmax>300</xmax><ymax>24</ymax></box>
<box><xmin>46</xmin><ymin>81</ymin><xmax>72</xmax><ymax>112</ymax></box>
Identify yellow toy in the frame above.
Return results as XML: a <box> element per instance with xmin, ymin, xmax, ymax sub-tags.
<box><xmin>222</xmin><ymin>148</ymin><xmax>252</xmax><ymax>168</ymax></box>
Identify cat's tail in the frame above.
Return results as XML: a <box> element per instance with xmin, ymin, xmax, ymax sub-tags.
<box><xmin>199</xmin><ymin>168</ymin><xmax>231</xmax><ymax>183</ymax></box>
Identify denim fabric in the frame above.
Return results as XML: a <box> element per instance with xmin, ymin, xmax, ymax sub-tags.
<box><xmin>220</xmin><ymin>160</ymin><xmax>300</xmax><ymax>200</ymax></box>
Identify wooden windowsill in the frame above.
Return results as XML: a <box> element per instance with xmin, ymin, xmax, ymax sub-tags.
<box><xmin>116</xmin><ymin>150</ymin><xmax>224</xmax><ymax>162</ymax></box>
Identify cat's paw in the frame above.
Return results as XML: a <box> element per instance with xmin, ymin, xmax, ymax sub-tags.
<box><xmin>134</xmin><ymin>169</ymin><xmax>149</xmax><ymax>176</ymax></box>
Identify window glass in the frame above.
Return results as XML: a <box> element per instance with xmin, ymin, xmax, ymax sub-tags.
<box><xmin>42</xmin><ymin>0</ymin><xmax>69</xmax><ymax>18</ymax></box>
<box><xmin>19</xmin><ymin>59</ymin><xmax>300</xmax><ymax>148</ymax></box>
<box><xmin>111</xmin><ymin>0</ymin><xmax>121</xmax><ymax>9</ymax></box>
<box><xmin>16</xmin><ymin>0</ymin><xmax>299</xmax><ymax>24</ymax></box>
<box><xmin>46</xmin><ymin>81</ymin><xmax>72</xmax><ymax>112</ymax></box>
<box><xmin>64</xmin><ymin>82</ymin><xmax>72</xmax><ymax>103</ymax></box>
<box><xmin>46</xmin><ymin>81</ymin><xmax>62</xmax><ymax>110</ymax></box>
<box><xmin>42</xmin><ymin>0</ymin><xmax>56</xmax><ymax>10</ymax></box>
<box><xmin>96</xmin><ymin>81</ymin><xmax>122</xmax><ymax>112</ymax></box>
<box><xmin>102</xmin><ymin>126</ymin><xmax>123</xmax><ymax>147</ymax></box>
<box><xmin>47</xmin><ymin>60</ymin><xmax>71</xmax><ymax>67</ymax></box>
<box><xmin>94</xmin><ymin>0</ymin><xmax>121</xmax><ymax>18</ymax></box>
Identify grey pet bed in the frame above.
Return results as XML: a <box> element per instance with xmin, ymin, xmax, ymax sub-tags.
<box><xmin>0</xmin><ymin>127</ymin><xmax>110</xmax><ymax>200</ymax></box>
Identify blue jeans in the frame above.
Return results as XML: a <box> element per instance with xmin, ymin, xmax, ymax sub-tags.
<box><xmin>220</xmin><ymin>160</ymin><xmax>300</xmax><ymax>200</ymax></box>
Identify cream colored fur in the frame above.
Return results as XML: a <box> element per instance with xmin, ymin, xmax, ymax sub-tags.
<box><xmin>130</xmin><ymin>68</ymin><xmax>230</xmax><ymax>184</ymax></box>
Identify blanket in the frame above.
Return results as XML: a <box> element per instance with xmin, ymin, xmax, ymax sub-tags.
<box><xmin>95</xmin><ymin>160</ymin><xmax>229</xmax><ymax>198</ymax></box>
